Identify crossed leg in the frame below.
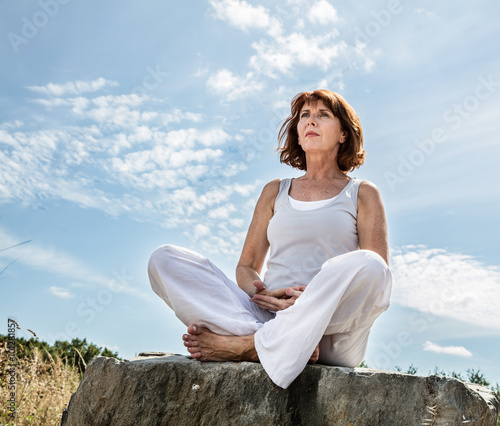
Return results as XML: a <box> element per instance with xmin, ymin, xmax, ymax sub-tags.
<box><xmin>182</xmin><ymin>324</ymin><xmax>320</xmax><ymax>363</ymax></box>
<box><xmin>149</xmin><ymin>245</ymin><xmax>390</xmax><ymax>388</ymax></box>
<box><xmin>182</xmin><ymin>324</ymin><xmax>258</xmax><ymax>362</ymax></box>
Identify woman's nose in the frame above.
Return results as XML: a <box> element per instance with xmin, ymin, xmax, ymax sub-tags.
<box><xmin>307</xmin><ymin>115</ymin><xmax>317</xmax><ymax>126</ymax></box>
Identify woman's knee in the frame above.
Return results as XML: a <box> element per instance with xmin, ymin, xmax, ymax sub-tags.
<box><xmin>356</xmin><ymin>251</ymin><xmax>392</xmax><ymax>308</ymax></box>
<box><xmin>323</xmin><ymin>249</ymin><xmax>389</xmax><ymax>276</ymax></box>
<box><xmin>357</xmin><ymin>249</ymin><xmax>389</xmax><ymax>275</ymax></box>
<box><xmin>148</xmin><ymin>244</ymin><xmax>180</xmax><ymax>272</ymax></box>
<box><xmin>148</xmin><ymin>244</ymin><xmax>208</xmax><ymax>276</ymax></box>
<box><xmin>329</xmin><ymin>250</ymin><xmax>391</xmax><ymax>293</ymax></box>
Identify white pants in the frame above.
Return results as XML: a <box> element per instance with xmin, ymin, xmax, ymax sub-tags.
<box><xmin>148</xmin><ymin>245</ymin><xmax>392</xmax><ymax>389</ymax></box>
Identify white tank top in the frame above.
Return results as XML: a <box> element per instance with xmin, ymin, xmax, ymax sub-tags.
<box><xmin>288</xmin><ymin>195</ymin><xmax>337</xmax><ymax>210</ymax></box>
<box><xmin>263</xmin><ymin>177</ymin><xmax>361</xmax><ymax>290</ymax></box>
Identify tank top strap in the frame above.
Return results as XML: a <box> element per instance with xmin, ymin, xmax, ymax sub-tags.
<box><xmin>345</xmin><ymin>178</ymin><xmax>362</xmax><ymax>213</ymax></box>
<box><xmin>273</xmin><ymin>178</ymin><xmax>292</xmax><ymax>212</ymax></box>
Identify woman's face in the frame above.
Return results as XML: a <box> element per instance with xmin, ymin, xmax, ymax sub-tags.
<box><xmin>297</xmin><ymin>100</ymin><xmax>346</xmax><ymax>154</ymax></box>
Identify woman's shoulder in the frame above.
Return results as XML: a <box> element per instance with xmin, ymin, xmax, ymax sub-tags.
<box><xmin>356</xmin><ymin>179</ymin><xmax>383</xmax><ymax>205</ymax></box>
<box><xmin>260</xmin><ymin>177</ymin><xmax>296</xmax><ymax>208</ymax></box>
<box><xmin>261</xmin><ymin>178</ymin><xmax>282</xmax><ymax>200</ymax></box>
<box><xmin>253</xmin><ymin>179</ymin><xmax>283</xmax><ymax>215</ymax></box>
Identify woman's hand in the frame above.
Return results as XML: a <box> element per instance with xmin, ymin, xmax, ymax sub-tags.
<box><xmin>250</xmin><ymin>280</ymin><xmax>306</xmax><ymax>311</ymax></box>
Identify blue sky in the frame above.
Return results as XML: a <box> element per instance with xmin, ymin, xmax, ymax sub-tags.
<box><xmin>1</xmin><ymin>0</ymin><xmax>499</xmax><ymax>385</ymax></box>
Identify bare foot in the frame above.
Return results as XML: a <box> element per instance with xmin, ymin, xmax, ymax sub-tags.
<box><xmin>182</xmin><ymin>324</ymin><xmax>258</xmax><ymax>362</ymax></box>
<box><xmin>309</xmin><ymin>345</ymin><xmax>320</xmax><ymax>364</ymax></box>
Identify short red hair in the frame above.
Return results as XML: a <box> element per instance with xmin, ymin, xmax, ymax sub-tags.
<box><xmin>278</xmin><ymin>90</ymin><xmax>365</xmax><ymax>172</ymax></box>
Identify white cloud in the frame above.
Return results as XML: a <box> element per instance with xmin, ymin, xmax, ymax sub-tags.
<box><xmin>208</xmin><ymin>204</ymin><xmax>237</xmax><ymax>219</ymax></box>
<box><xmin>193</xmin><ymin>53</ymin><xmax>210</xmax><ymax>78</ymax></box>
<box><xmin>269</xmin><ymin>99</ymin><xmax>287</xmax><ymax>111</ymax></box>
<box><xmin>422</xmin><ymin>341</ymin><xmax>473</xmax><ymax>358</ymax></box>
<box><xmin>391</xmin><ymin>245</ymin><xmax>500</xmax><ymax>330</ymax></box>
<box><xmin>229</xmin><ymin>218</ymin><xmax>245</xmax><ymax>228</ymax></box>
<box><xmin>86</xmin><ymin>94</ymin><xmax>148</xmax><ymax>128</ymax></box>
<box><xmin>0</xmin><ymin>128</ymin><xmax>63</xmax><ymax>202</ymax></box>
<box><xmin>33</xmin><ymin>94</ymin><xmax>152</xmax><ymax>130</ymax></box>
<box><xmin>232</xmin><ymin>182</ymin><xmax>261</xmax><ymax>196</ymax></box>
<box><xmin>307</xmin><ymin>0</ymin><xmax>339</xmax><ymax>25</ymax></box>
<box><xmin>0</xmin><ymin>120</ymin><xmax>24</xmax><ymax>130</ymax></box>
<box><xmin>1</xmin><ymin>79</ymin><xmax>264</xmax><ymax>259</ymax></box>
<box><xmin>210</xmin><ymin>0</ymin><xmax>282</xmax><ymax>36</ymax></box>
<box><xmin>107</xmin><ymin>128</ymin><xmax>229</xmax><ymax>189</ymax></box>
<box><xmin>207</xmin><ymin>69</ymin><xmax>264</xmax><ymax>101</ymax></box>
<box><xmin>27</xmin><ymin>77</ymin><xmax>119</xmax><ymax>96</ymax></box>
<box><xmin>0</xmin><ymin>90</ymin><xmax>226</xmax><ymax>207</ymax></box>
<box><xmin>206</xmin><ymin>2</ymin><xmax>375</xmax><ymax>94</ymax></box>
<box><xmin>92</xmin><ymin>93</ymin><xmax>145</xmax><ymax>109</ymax></box>
<box><xmin>0</xmin><ymin>227</ymin><xmax>147</xmax><ymax>297</ymax></box>
<box><xmin>32</xmin><ymin>98</ymin><xmax>69</xmax><ymax>108</ymax></box>
<box><xmin>193</xmin><ymin>224</ymin><xmax>211</xmax><ymax>239</ymax></box>
<box><xmin>0</xmin><ymin>227</ymin><xmax>107</xmax><ymax>287</ymax></box>
<box><xmin>249</xmin><ymin>32</ymin><xmax>342</xmax><ymax>77</ymax></box>
<box><xmin>159</xmin><ymin>110</ymin><xmax>203</xmax><ymax>124</ymax></box>
<box><xmin>364</xmin><ymin>57</ymin><xmax>376</xmax><ymax>72</ymax></box>
<box><xmin>49</xmin><ymin>286</ymin><xmax>75</xmax><ymax>299</ymax></box>
<box><xmin>196</xmin><ymin>233</ymin><xmax>243</xmax><ymax>258</ymax></box>
<box><xmin>413</xmin><ymin>8</ymin><xmax>435</xmax><ymax>18</ymax></box>
<box><xmin>32</xmin><ymin>96</ymin><xmax>92</xmax><ymax>116</ymax></box>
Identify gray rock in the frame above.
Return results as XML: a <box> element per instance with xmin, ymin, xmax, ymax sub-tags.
<box><xmin>61</xmin><ymin>354</ymin><xmax>499</xmax><ymax>425</ymax></box>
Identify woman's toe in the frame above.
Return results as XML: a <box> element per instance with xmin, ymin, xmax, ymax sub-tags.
<box><xmin>187</xmin><ymin>324</ymin><xmax>201</xmax><ymax>335</ymax></box>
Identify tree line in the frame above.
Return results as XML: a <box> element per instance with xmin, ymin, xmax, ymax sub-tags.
<box><xmin>0</xmin><ymin>334</ymin><xmax>120</xmax><ymax>374</ymax></box>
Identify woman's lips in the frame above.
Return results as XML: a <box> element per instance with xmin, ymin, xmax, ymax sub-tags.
<box><xmin>305</xmin><ymin>131</ymin><xmax>319</xmax><ymax>137</ymax></box>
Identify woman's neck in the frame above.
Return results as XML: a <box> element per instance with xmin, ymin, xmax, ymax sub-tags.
<box><xmin>301</xmin><ymin>156</ymin><xmax>347</xmax><ymax>181</ymax></box>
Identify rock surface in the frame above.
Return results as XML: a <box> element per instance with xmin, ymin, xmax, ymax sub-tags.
<box><xmin>61</xmin><ymin>352</ymin><xmax>499</xmax><ymax>425</ymax></box>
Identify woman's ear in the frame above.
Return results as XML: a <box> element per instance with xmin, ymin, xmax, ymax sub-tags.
<box><xmin>339</xmin><ymin>132</ymin><xmax>347</xmax><ymax>143</ymax></box>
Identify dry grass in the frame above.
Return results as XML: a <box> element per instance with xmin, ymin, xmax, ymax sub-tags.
<box><xmin>0</xmin><ymin>342</ymin><xmax>80</xmax><ymax>425</ymax></box>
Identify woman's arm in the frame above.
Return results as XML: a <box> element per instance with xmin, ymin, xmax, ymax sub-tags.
<box><xmin>357</xmin><ymin>181</ymin><xmax>390</xmax><ymax>265</ymax></box>
<box><xmin>236</xmin><ymin>179</ymin><xmax>280</xmax><ymax>296</ymax></box>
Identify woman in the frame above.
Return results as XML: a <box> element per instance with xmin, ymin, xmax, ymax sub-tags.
<box><xmin>148</xmin><ymin>89</ymin><xmax>392</xmax><ymax>389</ymax></box>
